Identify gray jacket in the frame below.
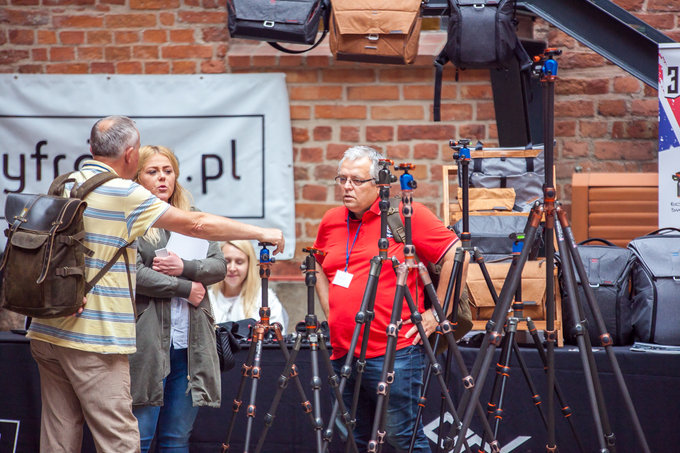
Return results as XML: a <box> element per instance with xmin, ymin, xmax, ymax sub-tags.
<box><xmin>129</xmin><ymin>228</ymin><xmax>226</xmax><ymax>408</ymax></box>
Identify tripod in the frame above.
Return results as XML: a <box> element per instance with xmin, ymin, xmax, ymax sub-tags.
<box><xmin>221</xmin><ymin>243</ymin><xmax>317</xmax><ymax>453</ymax></box>
<box><xmin>449</xmin><ymin>48</ymin><xmax>651</xmax><ymax>453</ymax></box>
<box><xmin>367</xmin><ymin>163</ymin><xmax>499</xmax><ymax>453</ymax></box>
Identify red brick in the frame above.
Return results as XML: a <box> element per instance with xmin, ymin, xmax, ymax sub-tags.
<box><xmin>202</xmin><ymin>26</ymin><xmax>229</xmax><ymax>43</ymax></box>
<box><xmin>279</xmin><ymin>54</ymin><xmax>304</xmax><ymax>68</ymax></box>
<box><xmin>145</xmin><ymin>61</ymin><xmax>170</xmax><ymax>73</ymax></box>
<box><xmin>414</xmin><ymin>143</ymin><xmax>439</xmax><ymax>160</ymax></box>
<box><xmin>131</xmin><ymin>0</ymin><xmax>179</xmax><ymax>8</ymax></box>
<box><xmin>115</xmin><ymin>31</ymin><xmax>140</xmax><ymax>44</ymax></box>
<box><xmin>626</xmin><ymin>120</ymin><xmax>658</xmax><ymax>139</ymax></box>
<box><xmin>296</xmin><ymin>203</ymin><xmax>334</xmax><ymax>219</ymax></box>
<box><xmin>371</xmin><ymin>105</ymin><xmax>423</xmax><ymax>120</ymax></box>
<box><xmin>380</xmin><ymin>68</ymin><xmax>432</xmax><ymax>83</ymax></box>
<box><xmin>178</xmin><ymin>11</ymin><xmax>226</xmax><ymax>24</ymax></box>
<box><xmin>321</xmin><ymin>68</ymin><xmax>375</xmax><ymax>83</ymax></box>
<box><xmin>88</xmin><ymin>30</ymin><xmax>112</xmax><ymax>45</ymax></box>
<box><xmin>648</xmin><ymin>0</ymin><xmax>677</xmax><ymax>11</ymax></box>
<box><xmin>579</xmin><ymin>121</ymin><xmax>608</xmax><ymax>138</ymax></box>
<box><xmin>117</xmin><ymin>61</ymin><xmax>143</xmax><ymax>74</ymax></box>
<box><xmin>559</xmin><ymin>52</ymin><xmax>608</xmax><ymax>69</ymax></box>
<box><xmin>53</xmin><ymin>15</ymin><xmax>103</xmax><ymax>28</ymax></box>
<box><xmin>313</xmin><ymin>126</ymin><xmax>332</xmax><ymax>141</ymax></box>
<box><xmin>555</xmin><ymin>120</ymin><xmax>577</xmax><ymax>137</ymax></box>
<box><xmin>326</xmin><ymin>143</ymin><xmax>349</xmax><ymax>160</ymax></box>
<box><xmin>294</xmin><ymin>166</ymin><xmax>309</xmax><ymax>181</ymax></box>
<box><xmin>282</xmin><ymin>70</ymin><xmax>318</xmax><ymax>83</ymax></box>
<box><xmin>0</xmin><ymin>49</ymin><xmax>30</xmax><ymax>64</ymax></box>
<box><xmin>160</xmin><ymin>12</ymin><xmax>175</xmax><ymax>26</ymax></box>
<box><xmin>78</xmin><ymin>47</ymin><xmax>103</xmax><ymax>60</ymax></box>
<box><xmin>299</xmin><ymin>147</ymin><xmax>324</xmax><ymax>163</ymax></box>
<box><xmin>37</xmin><ymin>30</ymin><xmax>57</xmax><ymax>45</ymax></box>
<box><xmin>613</xmin><ymin>76</ymin><xmax>640</xmax><ymax>94</ymax></box>
<box><xmin>251</xmin><ymin>55</ymin><xmax>277</xmax><ymax>67</ymax></box>
<box><xmin>201</xmin><ymin>60</ymin><xmax>226</xmax><ymax>73</ymax></box>
<box><xmin>557</xmin><ymin>78</ymin><xmax>609</xmax><ymax>96</ymax></box>
<box><xmin>561</xmin><ymin>140</ymin><xmax>590</xmax><ymax>158</ymax></box>
<box><xmin>598</xmin><ymin>100</ymin><xmax>627</xmax><ymax>117</ymax></box>
<box><xmin>91</xmin><ymin>62</ymin><xmax>116</xmax><ymax>73</ymax></box>
<box><xmin>459</xmin><ymin>124</ymin><xmax>485</xmax><ymax>139</ymax></box>
<box><xmin>314</xmin><ymin>165</ymin><xmax>337</xmax><ymax>180</ymax></box>
<box><xmin>612</xmin><ymin>0</ymin><xmax>644</xmax><ymax>9</ymax></box>
<box><xmin>460</xmin><ymin>85</ymin><xmax>493</xmax><ymax>100</ymax></box>
<box><xmin>105</xmin><ymin>14</ymin><xmax>156</xmax><ymax>28</ymax></box>
<box><xmin>631</xmin><ymin>99</ymin><xmax>657</xmax><ymax>117</ymax></box>
<box><xmin>302</xmin><ymin>184</ymin><xmax>328</xmax><ymax>201</ymax></box>
<box><xmin>170</xmin><ymin>29</ymin><xmax>195</xmax><ymax>43</ymax></box>
<box><xmin>133</xmin><ymin>45</ymin><xmax>158</xmax><ymax>59</ymax></box>
<box><xmin>290</xmin><ymin>105</ymin><xmax>310</xmax><ymax>120</ymax></box>
<box><xmin>10</xmin><ymin>29</ymin><xmax>34</xmax><ymax>45</ymax></box>
<box><xmin>593</xmin><ymin>141</ymin><xmax>656</xmax><ymax>160</ymax></box>
<box><xmin>163</xmin><ymin>45</ymin><xmax>212</xmax><ymax>59</ymax></box>
<box><xmin>634</xmin><ymin>13</ymin><xmax>674</xmax><ymax>29</ymax></box>
<box><xmin>315</xmin><ymin>105</ymin><xmax>366</xmax><ymax>120</ymax></box>
<box><xmin>172</xmin><ymin>60</ymin><xmax>196</xmax><ymax>73</ymax></box>
<box><xmin>60</xmin><ymin>31</ymin><xmax>85</xmax><ymax>45</ymax></box>
<box><xmin>289</xmin><ymin>85</ymin><xmax>342</xmax><ymax>101</ymax></box>
<box><xmin>292</xmin><ymin>127</ymin><xmax>310</xmax><ymax>144</ymax></box>
<box><xmin>29</xmin><ymin>48</ymin><xmax>45</xmax><ymax>62</ymax></box>
<box><xmin>4</xmin><ymin>9</ymin><xmax>49</xmax><ymax>26</ymax></box>
<box><xmin>18</xmin><ymin>64</ymin><xmax>44</xmax><ymax>73</ymax></box>
<box><xmin>50</xmin><ymin>47</ymin><xmax>75</xmax><ymax>61</ymax></box>
<box><xmin>366</xmin><ymin>126</ymin><xmax>393</xmax><ymax>142</ymax></box>
<box><xmin>46</xmin><ymin>63</ymin><xmax>88</xmax><ymax>73</ymax></box>
<box><xmin>347</xmin><ymin>85</ymin><xmax>399</xmax><ymax>101</ymax></box>
<box><xmin>304</xmin><ymin>221</ymin><xmax>322</xmax><ymax>238</ymax></box>
<box><xmin>555</xmin><ymin>100</ymin><xmax>594</xmax><ymax>118</ymax></box>
<box><xmin>398</xmin><ymin>125</ymin><xmax>455</xmax><ymax>141</ymax></box>
<box><xmin>143</xmin><ymin>29</ymin><xmax>166</xmax><ymax>43</ymax></box>
<box><xmin>404</xmin><ymin>84</ymin><xmax>456</xmax><ymax>100</ymax></box>
<box><xmin>104</xmin><ymin>46</ymin><xmax>131</xmax><ymax>61</ymax></box>
<box><xmin>476</xmin><ymin>102</ymin><xmax>495</xmax><ymax>121</ymax></box>
<box><xmin>385</xmin><ymin>144</ymin><xmax>411</xmax><ymax>160</ymax></box>
<box><xmin>436</xmin><ymin>104</ymin><xmax>473</xmax><ymax>122</ymax></box>
<box><xmin>340</xmin><ymin>126</ymin><xmax>360</xmax><ymax>142</ymax></box>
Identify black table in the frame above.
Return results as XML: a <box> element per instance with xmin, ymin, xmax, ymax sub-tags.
<box><xmin>1</xmin><ymin>332</ymin><xmax>678</xmax><ymax>452</ymax></box>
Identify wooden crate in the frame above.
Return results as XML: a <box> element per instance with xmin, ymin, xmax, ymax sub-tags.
<box><xmin>571</xmin><ymin>173</ymin><xmax>658</xmax><ymax>247</ymax></box>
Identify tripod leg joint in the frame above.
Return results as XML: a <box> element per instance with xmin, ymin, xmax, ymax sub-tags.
<box><xmin>462</xmin><ymin>375</ymin><xmax>474</xmax><ymax>389</ymax></box>
<box><xmin>544</xmin><ymin>329</ymin><xmax>558</xmax><ymax>343</ymax></box>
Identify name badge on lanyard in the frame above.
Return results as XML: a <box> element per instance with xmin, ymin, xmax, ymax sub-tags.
<box><xmin>334</xmin><ymin>212</ymin><xmax>360</xmax><ymax>288</ymax></box>
<box><xmin>332</xmin><ymin>270</ymin><xmax>353</xmax><ymax>288</ymax></box>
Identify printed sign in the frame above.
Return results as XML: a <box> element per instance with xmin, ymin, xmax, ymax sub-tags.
<box><xmin>659</xmin><ymin>44</ymin><xmax>680</xmax><ymax>228</ymax></box>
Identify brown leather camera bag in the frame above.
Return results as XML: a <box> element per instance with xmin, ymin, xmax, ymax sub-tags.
<box><xmin>329</xmin><ymin>0</ymin><xmax>423</xmax><ymax>64</ymax></box>
<box><xmin>1</xmin><ymin>172</ymin><xmax>131</xmax><ymax>318</ymax></box>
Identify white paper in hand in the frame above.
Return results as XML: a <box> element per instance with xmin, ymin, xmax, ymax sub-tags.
<box><xmin>166</xmin><ymin>232</ymin><xmax>209</xmax><ymax>260</ymax></box>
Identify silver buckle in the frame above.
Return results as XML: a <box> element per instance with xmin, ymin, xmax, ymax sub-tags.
<box><xmin>263</xmin><ymin>21</ymin><xmax>275</xmax><ymax>27</ymax></box>
<box><xmin>367</xmin><ymin>34</ymin><xmax>379</xmax><ymax>41</ymax></box>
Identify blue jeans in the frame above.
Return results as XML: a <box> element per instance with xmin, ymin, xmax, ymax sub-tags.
<box><xmin>133</xmin><ymin>347</ymin><xmax>199</xmax><ymax>453</ymax></box>
<box><xmin>332</xmin><ymin>345</ymin><xmax>431</xmax><ymax>453</ymax></box>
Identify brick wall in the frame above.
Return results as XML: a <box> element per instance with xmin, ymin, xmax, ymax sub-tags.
<box><xmin>0</xmin><ymin>1</ymin><xmax>678</xmax><ymax>279</ymax></box>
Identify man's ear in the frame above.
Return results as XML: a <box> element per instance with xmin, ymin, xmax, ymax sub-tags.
<box><xmin>123</xmin><ymin>146</ymin><xmax>133</xmax><ymax>163</ymax></box>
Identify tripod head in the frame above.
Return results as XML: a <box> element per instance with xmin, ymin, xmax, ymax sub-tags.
<box><xmin>394</xmin><ymin>163</ymin><xmax>417</xmax><ymax>191</ymax></box>
<box><xmin>509</xmin><ymin>232</ymin><xmax>526</xmax><ymax>255</ymax></box>
<box><xmin>257</xmin><ymin>242</ymin><xmax>275</xmax><ymax>279</ymax></box>
<box><xmin>300</xmin><ymin>247</ymin><xmax>325</xmax><ymax>278</ymax></box>
<box><xmin>449</xmin><ymin>139</ymin><xmax>472</xmax><ymax>160</ymax></box>
<box><xmin>377</xmin><ymin>159</ymin><xmax>397</xmax><ymax>186</ymax></box>
<box><xmin>532</xmin><ymin>47</ymin><xmax>562</xmax><ymax>80</ymax></box>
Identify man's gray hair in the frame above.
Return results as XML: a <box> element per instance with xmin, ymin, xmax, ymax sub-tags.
<box><xmin>90</xmin><ymin>115</ymin><xmax>139</xmax><ymax>158</ymax></box>
<box><xmin>338</xmin><ymin>145</ymin><xmax>385</xmax><ymax>180</ymax></box>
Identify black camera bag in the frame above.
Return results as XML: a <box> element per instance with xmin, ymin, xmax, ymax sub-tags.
<box><xmin>227</xmin><ymin>0</ymin><xmax>330</xmax><ymax>54</ymax></box>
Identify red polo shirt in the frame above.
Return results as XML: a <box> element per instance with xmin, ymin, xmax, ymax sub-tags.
<box><xmin>313</xmin><ymin>198</ymin><xmax>459</xmax><ymax>360</ymax></box>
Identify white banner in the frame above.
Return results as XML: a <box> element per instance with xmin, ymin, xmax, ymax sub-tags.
<box><xmin>658</xmin><ymin>44</ymin><xmax>680</xmax><ymax>229</ymax></box>
<box><xmin>0</xmin><ymin>74</ymin><xmax>295</xmax><ymax>259</ymax></box>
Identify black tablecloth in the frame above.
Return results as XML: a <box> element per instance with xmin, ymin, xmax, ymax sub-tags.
<box><xmin>1</xmin><ymin>331</ymin><xmax>678</xmax><ymax>452</ymax></box>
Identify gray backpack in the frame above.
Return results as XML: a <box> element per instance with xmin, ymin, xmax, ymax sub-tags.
<box><xmin>627</xmin><ymin>228</ymin><xmax>680</xmax><ymax>345</ymax></box>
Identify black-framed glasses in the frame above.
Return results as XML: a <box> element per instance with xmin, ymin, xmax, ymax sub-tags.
<box><xmin>334</xmin><ymin>176</ymin><xmax>375</xmax><ymax>187</ymax></box>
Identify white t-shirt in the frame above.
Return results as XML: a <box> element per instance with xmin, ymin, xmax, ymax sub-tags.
<box><xmin>209</xmin><ymin>288</ymin><xmax>289</xmax><ymax>335</ymax></box>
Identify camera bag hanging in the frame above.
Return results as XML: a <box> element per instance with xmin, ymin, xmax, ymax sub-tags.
<box><xmin>433</xmin><ymin>0</ymin><xmax>531</xmax><ymax>121</ymax></box>
<box><xmin>227</xmin><ymin>0</ymin><xmax>330</xmax><ymax>54</ymax></box>
<box><xmin>329</xmin><ymin>0</ymin><xmax>423</xmax><ymax>65</ymax></box>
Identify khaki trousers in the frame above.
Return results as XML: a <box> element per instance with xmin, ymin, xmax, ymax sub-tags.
<box><xmin>30</xmin><ymin>339</ymin><xmax>140</xmax><ymax>453</ymax></box>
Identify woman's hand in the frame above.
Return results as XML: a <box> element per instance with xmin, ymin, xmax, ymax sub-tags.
<box><xmin>152</xmin><ymin>251</ymin><xmax>184</xmax><ymax>276</ymax></box>
<box><xmin>187</xmin><ymin>282</ymin><xmax>206</xmax><ymax>307</ymax></box>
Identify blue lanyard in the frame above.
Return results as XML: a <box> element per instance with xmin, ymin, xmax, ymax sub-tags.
<box><xmin>345</xmin><ymin>213</ymin><xmax>362</xmax><ymax>272</ymax></box>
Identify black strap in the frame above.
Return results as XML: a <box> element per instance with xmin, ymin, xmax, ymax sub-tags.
<box><xmin>473</xmin><ymin>158</ymin><xmax>482</xmax><ymax>173</ymax></box>
<box><xmin>267</xmin><ymin>0</ymin><xmax>330</xmax><ymax>55</ymax></box>
<box><xmin>84</xmin><ymin>242</ymin><xmax>133</xmax><ymax>295</ymax></box>
<box><xmin>647</xmin><ymin>227</ymin><xmax>680</xmax><ymax>236</ymax></box>
<box><xmin>433</xmin><ymin>52</ymin><xmax>449</xmax><ymax>122</ymax></box>
<box><xmin>579</xmin><ymin>238</ymin><xmax>616</xmax><ymax>247</ymax></box>
<box><xmin>525</xmin><ymin>157</ymin><xmax>534</xmax><ymax>172</ymax></box>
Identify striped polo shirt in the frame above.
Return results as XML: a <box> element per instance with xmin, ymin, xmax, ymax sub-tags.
<box><xmin>27</xmin><ymin>160</ymin><xmax>169</xmax><ymax>354</ymax></box>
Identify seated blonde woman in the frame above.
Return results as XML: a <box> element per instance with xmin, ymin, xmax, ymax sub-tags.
<box><xmin>209</xmin><ymin>240</ymin><xmax>288</xmax><ymax>334</ymax></box>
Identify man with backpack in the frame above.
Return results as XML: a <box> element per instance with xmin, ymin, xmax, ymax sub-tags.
<box><xmin>25</xmin><ymin>115</ymin><xmax>284</xmax><ymax>452</ymax></box>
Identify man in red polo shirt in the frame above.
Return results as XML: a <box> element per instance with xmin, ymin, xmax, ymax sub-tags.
<box><xmin>313</xmin><ymin>145</ymin><xmax>460</xmax><ymax>452</ymax></box>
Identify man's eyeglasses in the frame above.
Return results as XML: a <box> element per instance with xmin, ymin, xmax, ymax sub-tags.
<box><xmin>334</xmin><ymin>176</ymin><xmax>375</xmax><ymax>187</ymax></box>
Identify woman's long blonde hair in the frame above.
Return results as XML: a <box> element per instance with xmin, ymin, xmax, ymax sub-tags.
<box><xmin>212</xmin><ymin>240</ymin><xmax>261</xmax><ymax>319</ymax></box>
<box><xmin>134</xmin><ymin>145</ymin><xmax>193</xmax><ymax>244</ymax></box>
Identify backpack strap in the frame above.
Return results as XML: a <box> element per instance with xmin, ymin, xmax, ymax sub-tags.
<box><xmin>71</xmin><ymin>172</ymin><xmax>119</xmax><ymax>199</ymax></box>
<box><xmin>84</xmin><ymin>241</ymin><xmax>134</xmax><ymax>301</ymax></box>
<box><xmin>386</xmin><ymin>203</ymin><xmax>406</xmax><ymax>244</ymax></box>
<box><xmin>433</xmin><ymin>51</ymin><xmax>449</xmax><ymax>123</ymax></box>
